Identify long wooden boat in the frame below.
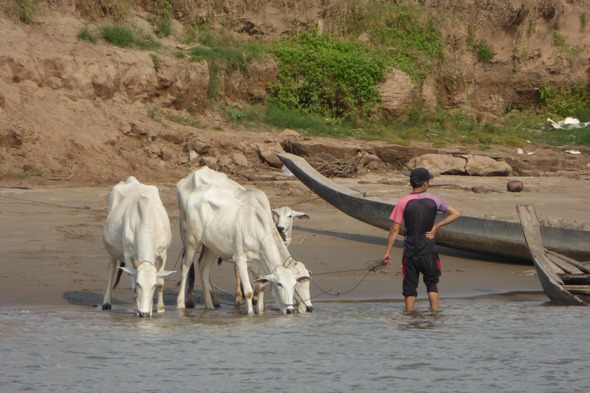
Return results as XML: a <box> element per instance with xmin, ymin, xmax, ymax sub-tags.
<box><xmin>517</xmin><ymin>205</ymin><xmax>590</xmax><ymax>305</ymax></box>
<box><xmin>277</xmin><ymin>152</ymin><xmax>590</xmax><ymax>261</ymax></box>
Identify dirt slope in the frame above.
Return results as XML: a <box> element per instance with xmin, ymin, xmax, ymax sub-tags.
<box><xmin>1</xmin><ymin>2</ymin><xmax>589</xmax><ymax>188</ymax></box>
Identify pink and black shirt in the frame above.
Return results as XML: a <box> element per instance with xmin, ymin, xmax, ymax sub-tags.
<box><xmin>390</xmin><ymin>191</ymin><xmax>449</xmax><ymax>257</ymax></box>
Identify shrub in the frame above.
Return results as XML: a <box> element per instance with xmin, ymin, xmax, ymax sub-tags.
<box><xmin>270</xmin><ymin>32</ymin><xmax>387</xmax><ymax>119</ymax></box>
<box><xmin>77</xmin><ymin>27</ymin><xmax>98</xmax><ymax>44</ymax></box>
<box><xmin>155</xmin><ymin>3</ymin><xmax>173</xmax><ymax>38</ymax></box>
<box><xmin>3</xmin><ymin>0</ymin><xmax>37</xmax><ymax>23</ymax></box>
<box><xmin>472</xmin><ymin>39</ymin><xmax>495</xmax><ymax>63</ymax></box>
<box><xmin>539</xmin><ymin>83</ymin><xmax>590</xmax><ymax>120</ymax></box>
<box><xmin>100</xmin><ymin>24</ymin><xmax>160</xmax><ymax>50</ymax></box>
<box><xmin>101</xmin><ymin>24</ymin><xmax>136</xmax><ymax>48</ymax></box>
<box><xmin>370</xmin><ymin>8</ymin><xmax>444</xmax><ymax>81</ymax></box>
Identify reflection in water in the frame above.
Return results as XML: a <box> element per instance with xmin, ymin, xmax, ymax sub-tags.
<box><xmin>1</xmin><ymin>296</ymin><xmax>589</xmax><ymax>393</ymax></box>
<box><xmin>397</xmin><ymin>309</ymin><xmax>443</xmax><ymax>330</ymax></box>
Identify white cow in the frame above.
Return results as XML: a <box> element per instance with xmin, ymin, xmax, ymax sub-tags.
<box><xmin>176</xmin><ymin>167</ymin><xmax>314</xmax><ymax>313</ymax></box>
<box><xmin>272</xmin><ymin>206</ymin><xmax>310</xmax><ymax>247</ymax></box>
<box><xmin>103</xmin><ymin>177</ymin><xmax>174</xmax><ymax>317</ymax></box>
<box><xmin>177</xmin><ymin>185</ymin><xmax>310</xmax><ymax>315</ymax></box>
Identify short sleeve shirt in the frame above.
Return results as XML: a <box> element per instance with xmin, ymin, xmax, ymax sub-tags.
<box><xmin>390</xmin><ymin>192</ymin><xmax>449</xmax><ymax>256</ymax></box>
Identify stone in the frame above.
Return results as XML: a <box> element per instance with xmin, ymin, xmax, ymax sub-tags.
<box><xmin>231</xmin><ymin>152</ymin><xmax>249</xmax><ymax>167</ymax></box>
<box><xmin>465</xmin><ymin>155</ymin><xmax>512</xmax><ymax>176</ymax></box>
<box><xmin>378</xmin><ymin>68</ymin><xmax>415</xmax><ymax>119</ymax></box>
<box><xmin>256</xmin><ymin>142</ymin><xmax>284</xmax><ymax>168</ymax></box>
<box><xmin>507</xmin><ymin>180</ymin><xmax>524</xmax><ymax>192</ymax></box>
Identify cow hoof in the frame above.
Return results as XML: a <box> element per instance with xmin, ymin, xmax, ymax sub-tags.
<box><xmin>102</xmin><ymin>303</ymin><xmax>111</xmax><ymax>311</ymax></box>
<box><xmin>185</xmin><ymin>299</ymin><xmax>195</xmax><ymax>309</ymax></box>
<box><xmin>214</xmin><ymin>303</ymin><xmax>221</xmax><ymax>309</ymax></box>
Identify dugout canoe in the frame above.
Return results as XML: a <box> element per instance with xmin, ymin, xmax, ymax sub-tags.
<box><xmin>277</xmin><ymin>152</ymin><xmax>590</xmax><ymax>262</ymax></box>
<box><xmin>517</xmin><ymin>205</ymin><xmax>590</xmax><ymax>305</ymax></box>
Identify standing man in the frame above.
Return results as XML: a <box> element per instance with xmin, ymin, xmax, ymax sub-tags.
<box><xmin>383</xmin><ymin>168</ymin><xmax>460</xmax><ymax>312</ymax></box>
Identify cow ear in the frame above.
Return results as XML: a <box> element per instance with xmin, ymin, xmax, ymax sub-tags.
<box><xmin>119</xmin><ymin>266</ymin><xmax>134</xmax><ymax>276</ymax></box>
<box><xmin>253</xmin><ymin>275</ymin><xmax>272</xmax><ymax>289</ymax></box>
<box><xmin>296</xmin><ymin>275</ymin><xmax>311</xmax><ymax>283</ymax></box>
<box><xmin>154</xmin><ymin>256</ymin><xmax>163</xmax><ymax>271</ymax></box>
<box><xmin>294</xmin><ymin>211</ymin><xmax>310</xmax><ymax>219</ymax></box>
<box><xmin>158</xmin><ymin>270</ymin><xmax>175</xmax><ymax>278</ymax></box>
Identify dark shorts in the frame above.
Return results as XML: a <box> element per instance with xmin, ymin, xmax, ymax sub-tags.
<box><xmin>402</xmin><ymin>253</ymin><xmax>441</xmax><ymax>297</ymax></box>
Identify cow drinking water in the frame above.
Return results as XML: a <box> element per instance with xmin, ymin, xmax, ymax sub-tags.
<box><xmin>102</xmin><ymin>177</ymin><xmax>174</xmax><ymax>317</ymax></box>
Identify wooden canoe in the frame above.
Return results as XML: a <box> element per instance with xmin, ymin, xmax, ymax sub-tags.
<box><xmin>517</xmin><ymin>205</ymin><xmax>590</xmax><ymax>305</ymax></box>
<box><xmin>277</xmin><ymin>152</ymin><xmax>590</xmax><ymax>262</ymax></box>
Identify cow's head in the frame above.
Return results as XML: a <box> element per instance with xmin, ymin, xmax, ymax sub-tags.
<box><xmin>271</xmin><ymin>207</ymin><xmax>310</xmax><ymax>247</ymax></box>
<box><xmin>288</xmin><ymin>261</ymin><xmax>313</xmax><ymax>313</ymax></box>
<box><xmin>120</xmin><ymin>257</ymin><xmax>175</xmax><ymax>317</ymax></box>
<box><xmin>254</xmin><ymin>266</ymin><xmax>310</xmax><ymax>314</ymax></box>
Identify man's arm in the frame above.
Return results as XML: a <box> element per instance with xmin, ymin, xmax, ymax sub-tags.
<box><xmin>426</xmin><ymin>205</ymin><xmax>461</xmax><ymax>238</ymax></box>
<box><xmin>383</xmin><ymin>221</ymin><xmax>401</xmax><ymax>266</ymax></box>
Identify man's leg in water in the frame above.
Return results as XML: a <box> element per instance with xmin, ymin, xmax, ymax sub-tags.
<box><xmin>428</xmin><ymin>291</ymin><xmax>439</xmax><ymax>310</ymax></box>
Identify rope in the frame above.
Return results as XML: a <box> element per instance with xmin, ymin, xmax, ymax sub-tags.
<box><xmin>310</xmin><ymin>259</ymin><xmax>387</xmax><ymax>298</ymax></box>
<box><xmin>0</xmin><ymin>193</ymin><xmax>102</xmax><ymax>212</ymax></box>
<box><xmin>288</xmin><ymin>196</ymin><xmax>321</xmax><ymax>207</ymax></box>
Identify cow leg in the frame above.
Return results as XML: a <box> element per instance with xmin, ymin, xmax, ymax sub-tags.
<box><xmin>199</xmin><ymin>251</ymin><xmax>220</xmax><ymax>308</ymax></box>
<box><xmin>235</xmin><ymin>259</ymin><xmax>254</xmax><ymax>315</ymax></box>
<box><xmin>255</xmin><ymin>283</ymin><xmax>266</xmax><ymax>314</ymax></box>
<box><xmin>102</xmin><ymin>257</ymin><xmax>118</xmax><ymax>310</ymax></box>
<box><xmin>233</xmin><ymin>265</ymin><xmax>243</xmax><ymax>307</ymax></box>
<box><xmin>185</xmin><ymin>262</ymin><xmax>197</xmax><ymax>308</ymax></box>
<box><xmin>199</xmin><ymin>247</ymin><xmax>217</xmax><ymax>310</ymax></box>
<box><xmin>156</xmin><ymin>271</ymin><xmax>165</xmax><ymax>314</ymax></box>
<box><xmin>177</xmin><ymin>246</ymin><xmax>198</xmax><ymax>309</ymax></box>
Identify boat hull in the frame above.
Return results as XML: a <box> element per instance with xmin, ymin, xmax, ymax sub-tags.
<box><xmin>517</xmin><ymin>204</ymin><xmax>588</xmax><ymax>305</ymax></box>
<box><xmin>278</xmin><ymin>152</ymin><xmax>590</xmax><ymax>262</ymax></box>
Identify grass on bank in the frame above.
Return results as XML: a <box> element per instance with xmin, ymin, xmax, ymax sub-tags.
<box><xmin>204</xmin><ymin>103</ymin><xmax>590</xmax><ymax>151</ymax></box>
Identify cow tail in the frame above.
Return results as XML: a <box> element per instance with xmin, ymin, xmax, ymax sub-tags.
<box><xmin>113</xmin><ymin>261</ymin><xmax>125</xmax><ymax>289</ymax></box>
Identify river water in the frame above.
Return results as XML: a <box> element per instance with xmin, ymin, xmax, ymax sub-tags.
<box><xmin>1</xmin><ymin>297</ymin><xmax>588</xmax><ymax>393</ymax></box>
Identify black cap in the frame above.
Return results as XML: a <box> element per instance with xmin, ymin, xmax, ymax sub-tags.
<box><xmin>410</xmin><ymin>167</ymin><xmax>433</xmax><ymax>187</ymax></box>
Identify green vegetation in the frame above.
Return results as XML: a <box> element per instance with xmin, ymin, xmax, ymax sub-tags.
<box><xmin>368</xmin><ymin>6</ymin><xmax>444</xmax><ymax>81</ymax></box>
<box><xmin>150</xmin><ymin>54</ymin><xmax>161</xmax><ymax>72</ymax></box>
<box><xmin>155</xmin><ymin>3</ymin><xmax>172</xmax><ymax>38</ymax></box>
<box><xmin>100</xmin><ymin>24</ymin><xmax>160</xmax><ymax>50</ymax></box>
<box><xmin>467</xmin><ymin>26</ymin><xmax>495</xmax><ymax>63</ymax></box>
<box><xmin>3</xmin><ymin>0</ymin><xmax>37</xmax><ymax>23</ymax></box>
<box><xmin>472</xmin><ymin>39</ymin><xmax>495</xmax><ymax>63</ymax></box>
<box><xmin>3</xmin><ymin>165</ymin><xmax>42</xmax><ymax>179</ymax></box>
<box><xmin>271</xmin><ymin>32</ymin><xmax>387</xmax><ymax>120</ymax></box>
<box><xmin>4</xmin><ymin>0</ymin><xmax>589</xmax><ymax>150</ymax></box>
<box><xmin>539</xmin><ymin>83</ymin><xmax>590</xmax><ymax>120</ymax></box>
<box><xmin>77</xmin><ymin>26</ymin><xmax>98</xmax><ymax>44</ymax></box>
<box><xmin>553</xmin><ymin>32</ymin><xmax>566</xmax><ymax>47</ymax></box>
<box><xmin>186</xmin><ymin>30</ymin><xmax>267</xmax><ymax>99</ymax></box>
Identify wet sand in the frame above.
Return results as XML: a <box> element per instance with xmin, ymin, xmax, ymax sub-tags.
<box><xmin>2</xmin><ymin>171</ymin><xmax>587</xmax><ymax>310</ymax></box>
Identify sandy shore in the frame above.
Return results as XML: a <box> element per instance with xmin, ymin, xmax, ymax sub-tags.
<box><xmin>2</xmin><ymin>170</ymin><xmax>587</xmax><ymax>310</ymax></box>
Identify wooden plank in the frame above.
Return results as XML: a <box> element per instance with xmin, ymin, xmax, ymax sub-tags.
<box><xmin>545</xmin><ymin>252</ymin><xmax>584</xmax><ymax>274</ymax></box>
<box><xmin>517</xmin><ymin>205</ymin><xmax>566</xmax><ymax>283</ymax></box>
<box><xmin>516</xmin><ymin>205</ymin><xmax>544</xmax><ymax>254</ymax></box>
<box><xmin>562</xmin><ymin>285</ymin><xmax>590</xmax><ymax>295</ymax></box>
<box><xmin>547</xmin><ymin>250</ymin><xmax>590</xmax><ymax>274</ymax></box>
<box><xmin>560</xmin><ymin>274</ymin><xmax>590</xmax><ymax>285</ymax></box>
